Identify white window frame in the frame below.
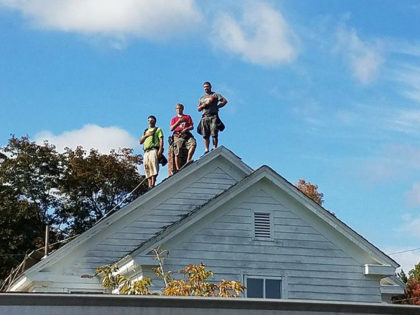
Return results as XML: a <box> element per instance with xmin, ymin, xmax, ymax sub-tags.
<box><xmin>244</xmin><ymin>275</ymin><xmax>285</xmax><ymax>299</ymax></box>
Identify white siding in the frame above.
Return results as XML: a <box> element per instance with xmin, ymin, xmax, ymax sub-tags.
<box><xmin>159</xmin><ymin>186</ymin><xmax>382</xmax><ymax>303</ymax></box>
<box><xmin>70</xmin><ymin>166</ymin><xmax>238</xmax><ymax>276</ymax></box>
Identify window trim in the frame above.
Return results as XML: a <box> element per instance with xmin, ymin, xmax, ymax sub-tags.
<box><xmin>244</xmin><ymin>275</ymin><xmax>285</xmax><ymax>299</ymax></box>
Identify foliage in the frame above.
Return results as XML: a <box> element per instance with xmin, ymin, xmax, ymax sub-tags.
<box><xmin>393</xmin><ymin>262</ymin><xmax>420</xmax><ymax>305</ymax></box>
<box><xmin>403</xmin><ymin>279</ymin><xmax>420</xmax><ymax>305</ymax></box>
<box><xmin>397</xmin><ymin>269</ymin><xmax>408</xmax><ymax>284</ymax></box>
<box><xmin>296</xmin><ymin>179</ymin><xmax>324</xmax><ymax>206</ymax></box>
<box><xmin>0</xmin><ymin>185</ymin><xmax>45</xmax><ymax>281</ymax></box>
<box><xmin>58</xmin><ymin>146</ymin><xmax>144</xmax><ymax>235</ymax></box>
<box><xmin>95</xmin><ymin>264</ymin><xmax>152</xmax><ymax>295</ymax></box>
<box><xmin>0</xmin><ymin>136</ymin><xmax>63</xmax><ymax>226</ymax></box>
<box><xmin>0</xmin><ymin>136</ymin><xmax>147</xmax><ymax>282</ymax></box>
<box><xmin>409</xmin><ymin>262</ymin><xmax>420</xmax><ymax>282</ymax></box>
<box><xmin>95</xmin><ymin>248</ymin><xmax>245</xmax><ymax>297</ymax></box>
<box><xmin>0</xmin><ymin>136</ymin><xmax>62</xmax><ymax>281</ymax></box>
<box><xmin>403</xmin><ymin>262</ymin><xmax>420</xmax><ymax>305</ymax></box>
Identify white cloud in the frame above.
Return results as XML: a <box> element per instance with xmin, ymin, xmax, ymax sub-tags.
<box><xmin>386</xmin><ymin>247</ymin><xmax>420</xmax><ymax>273</ymax></box>
<box><xmin>406</xmin><ymin>183</ymin><xmax>420</xmax><ymax>208</ymax></box>
<box><xmin>292</xmin><ymin>100</ymin><xmax>323</xmax><ymax>126</ymax></box>
<box><xmin>388</xmin><ymin>41</ymin><xmax>420</xmax><ymax>58</ymax></box>
<box><xmin>35</xmin><ymin>124</ymin><xmax>137</xmax><ymax>153</ymax></box>
<box><xmin>363</xmin><ymin>144</ymin><xmax>420</xmax><ymax>182</ymax></box>
<box><xmin>400</xmin><ymin>214</ymin><xmax>420</xmax><ymax>239</ymax></box>
<box><xmin>335</xmin><ymin>25</ymin><xmax>383</xmax><ymax>84</ymax></box>
<box><xmin>391</xmin><ymin>109</ymin><xmax>420</xmax><ymax>135</ymax></box>
<box><xmin>212</xmin><ymin>2</ymin><xmax>298</xmax><ymax>66</ymax></box>
<box><xmin>392</xmin><ymin>64</ymin><xmax>420</xmax><ymax>103</ymax></box>
<box><xmin>0</xmin><ymin>0</ymin><xmax>201</xmax><ymax>39</ymax></box>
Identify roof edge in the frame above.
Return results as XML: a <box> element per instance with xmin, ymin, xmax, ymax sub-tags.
<box><xmin>128</xmin><ymin>165</ymin><xmax>399</xmax><ymax>269</ymax></box>
<box><xmin>13</xmin><ymin>146</ymin><xmax>252</xmax><ymax>281</ymax></box>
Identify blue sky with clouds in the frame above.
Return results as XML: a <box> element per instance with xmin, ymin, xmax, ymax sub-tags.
<box><xmin>1</xmin><ymin>0</ymin><xmax>420</xmax><ymax>272</ymax></box>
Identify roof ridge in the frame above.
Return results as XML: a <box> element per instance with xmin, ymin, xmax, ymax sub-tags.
<box><xmin>123</xmin><ymin>167</ymin><xmax>259</xmax><ymax>259</ymax></box>
<box><xmin>121</xmin><ymin>165</ymin><xmax>398</xmax><ymax>269</ymax></box>
<box><xmin>10</xmin><ymin>146</ymin><xmax>252</xmax><ymax>286</ymax></box>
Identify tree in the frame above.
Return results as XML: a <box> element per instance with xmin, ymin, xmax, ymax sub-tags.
<box><xmin>404</xmin><ymin>279</ymin><xmax>420</xmax><ymax>305</ymax></box>
<box><xmin>0</xmin><ymin>185</ymin><xmax>45</xmax><ymax>282</ymax></box>
<box><xmin>296</xmin><ymin>179</ymin><xmax>324</xmax><ymax>205</ymax></box>
<box><xmin>393</xmin><ymin>262</ymin><xmax>420</xmax><ymax>305</ymax></box>
<box><xmin>397</xmin><ymin>269</ymin><xmax>408</xmax><ymax>284</ymax></box>
<box><xmin>1</xmin><ymin>136</ymin><xmax>63</xmax><ymax>227</ymax></box>
<box><xmin>95</xmin><ymin>248</ymin><xmax>245</xmax><ymax>297</ymax></box>
<box><xmin>58</xmin><ymin>147</ymin><xmax>144</xmax><ymax>235</ymax></box>
<box><xmin>409</xmin><ymin>262</ymin><xmax>420</xmax><ymax>282</ymax></box>
<box><xmin>0</xmin><ymin>136</ymin><xmax>62</xmax><ymax>281</ymax></box>
<box><xmin>0</xmin><ymin>136</ymin><xmax>147</xmax><ymax>282</ymax></box>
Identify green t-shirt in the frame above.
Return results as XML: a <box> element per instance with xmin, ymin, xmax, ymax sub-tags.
<box><xmin>143</xmin><ymin>127</ymin><xmax>163</xmax><ymax>151</ymax></box>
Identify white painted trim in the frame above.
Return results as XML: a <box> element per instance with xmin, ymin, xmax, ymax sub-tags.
<box><xmin>364</xmin><ymin>264</ymin><xmax>395</xmax><ymax>277</ymax></box>
<box><xmin>11</xmin><ymin>146</ymin><xmax>252</xmax><ymax>290</ymax></box>
<box><xmin>380</xmin><ymin>284</ymin><xmax>404</xmax><ymax>295</ymax></box>
<box><xmin>131</xmin><ymin>166</ymin><xmax>398</xmax><ymax>270</ymax></box>
<box><xmin>260</xmin><ymin>167</ymin><xmax>399</xmax><ymax>268</ymax></box>
<box><xmin>9</xmin><ymin>276</ymin><xmax>32</xmax><ymax>292</ymax></box>
<box><xmin>244</xmin><ymin>274</ymin><xmax>285</xmax><ymax>299</ymax></box>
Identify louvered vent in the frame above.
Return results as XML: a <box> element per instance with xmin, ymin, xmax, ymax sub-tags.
<box><xmin>254</xmin><ymin>212</ymin><xmax>271</xmax><ymax>238</ymax></box>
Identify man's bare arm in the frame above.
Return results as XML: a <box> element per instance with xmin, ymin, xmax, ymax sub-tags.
<box><xmin>158</xmin><ymin>136</ymin><xmax>163</xmax><ymax>158</ymax></box>
<box><xmin>181</xmin><ymin>124</ymin><xmax>193</xmax><ymax>133</ymax></box>
<box><xmin>218</xmin><ymin>97</ymin><xmax>228</xmax><ymax>108</ymax></box>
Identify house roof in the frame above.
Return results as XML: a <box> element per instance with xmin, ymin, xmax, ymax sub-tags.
<box><xmin>9</xmin><ymin>146</ymin><xmax>399</xmax><ymax>291</ymax></box>
<box><xmin>9</xmin><ymin>146</ymin><xmax>252</xmax><ymax>286</ymax></box>
<box><xmin>125</xmin><ymin>165</ymin><xmax>399</xmax><ymax>269</ymax></box>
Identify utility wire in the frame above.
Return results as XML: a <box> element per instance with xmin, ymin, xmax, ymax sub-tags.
<box><xmin>93</xmin><ymin>177</ymin><xmax>147</xmax><ymax>225</ymax></box>
<box><xmin>387</xmin><ymin>248</ymin><xmax>420</xmax><ymax>255</ymax></box>
<box><xmin>1</xmin><ymin>179</ymin><xmax>147</xmax><ymax>291</ymax></box>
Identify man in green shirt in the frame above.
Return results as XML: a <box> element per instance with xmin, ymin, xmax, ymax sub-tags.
<box><xmin>139</xmin><ymin>115</ymin><xmax>164</xmax><ymax>188</ymax></box>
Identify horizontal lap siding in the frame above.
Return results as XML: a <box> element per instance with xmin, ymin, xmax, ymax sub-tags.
<box><xmin>163</xmin><ymin>190</ymin><xmax>381</xmax><ymax>303</ymax></box>
<box><xmin>71</xmin><ymin>167</ymin><xmax>238</xmax><ymax>275</ymax></box>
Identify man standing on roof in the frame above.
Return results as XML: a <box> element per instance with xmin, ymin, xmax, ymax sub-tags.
<box><xmin>139</xmin><ymin>115</ymin><xmax>164</xmax><ymax>188</ymax></box>
<box><xmin>170</xmin><ymin>103</ymin><xmax>196</xmax><ymax>172</ymax></box>
<box><xmin>197</xmin><ymin>81</ymin><xmax>227</xmax><ymax>154</ymax></box>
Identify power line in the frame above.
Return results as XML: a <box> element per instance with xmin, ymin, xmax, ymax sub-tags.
<box><xmin>387</xmin><ymin>248</ymin><xmax>420</xmax><ymax>255</ymax></box>
<box><xmin>94</xmin><ymin>177</ymin><xmax>147</xmax><ymax>225</ymax></box>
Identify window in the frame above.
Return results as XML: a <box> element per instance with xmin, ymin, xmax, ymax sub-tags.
<box><xmin>246</xmin><ymin>277</ymin><xmax>282</xmax><ymax>299</ymax></box>
<box><xmin>253</xmin><ymin>212</ymin><xmax>271</xmax><ymax>239</ymax></box>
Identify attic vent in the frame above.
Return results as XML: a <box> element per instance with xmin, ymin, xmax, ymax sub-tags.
<box><xmin>254</xmin><ymin>212</ymin><xmax>271</xmax><ymax>239</ymax></box>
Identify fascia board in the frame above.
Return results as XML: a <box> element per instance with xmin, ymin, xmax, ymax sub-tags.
<box><xmin>8</xmin><ymin>276</ymin><xmax>32</xmax><ymax>292</ymax></box>
<box><xmin>365</xmin><ymin>264</ymin><xmax>395</xmax><ymax>277</ymax></box>
<box><xmin>260</xmin><ymin>166</ymin><xmax>400</xmax><ymax>269</ymax></box>
<box><xmin>131</xmin><ymin>167</ymin><xmax>269</xmax><ymax>257</ymax></box>
<box><xmin>132</xmin><ymin>165</ymin><xmax>398</xmax><ymax>270</ymax></box>
<box><xmin>19</xmin><ymin>146</ymin><xmax>252</xmax><ymax>278</ymax></box>
<box><xmin>380</xmin><ymin>276</ymin><xmax>405</xmax><ymax>295</ymax></box>
<box><xmin>380</xmin><ymin>284</ymin><xmax>405</xmax><ymax>295</ymax></box>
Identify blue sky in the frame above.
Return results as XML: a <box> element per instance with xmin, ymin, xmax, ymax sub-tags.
<box><xmin>1</xmin><ymin>0</ymin><xmax>420</xmax><ymax>272</ymax></box>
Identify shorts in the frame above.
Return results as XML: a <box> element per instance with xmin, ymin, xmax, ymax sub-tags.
<box><xmin>173</xmin><ymin>136</ymin><xmax>196</xmax><ymax>156</ymax></box>
<box><xmin>144</xmin><ymin>149</ymin><xmax>159</xmax><ymax>179</ymax></box>
<box><xmin>198</xmin><ymin>115</ymin><xmax>218</xmax><ymax>138</ymax></box>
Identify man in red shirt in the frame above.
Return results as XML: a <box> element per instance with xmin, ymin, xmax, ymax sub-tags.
<box><xmin>170</xmin><ymin>103</ymin><xmax>196</xmax><ymax>171</ymax></box>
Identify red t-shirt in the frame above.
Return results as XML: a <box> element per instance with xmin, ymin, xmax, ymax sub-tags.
<box><xmin>170</xmin><ymin>115</ymin><xmax>193</xmax><ymax>135</ymax></box>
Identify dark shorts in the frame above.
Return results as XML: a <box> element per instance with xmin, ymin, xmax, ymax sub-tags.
<box><xmin>197</xmin><ymin>115</ymin><xmax>219</xmax><ymax>138</ymax></box>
